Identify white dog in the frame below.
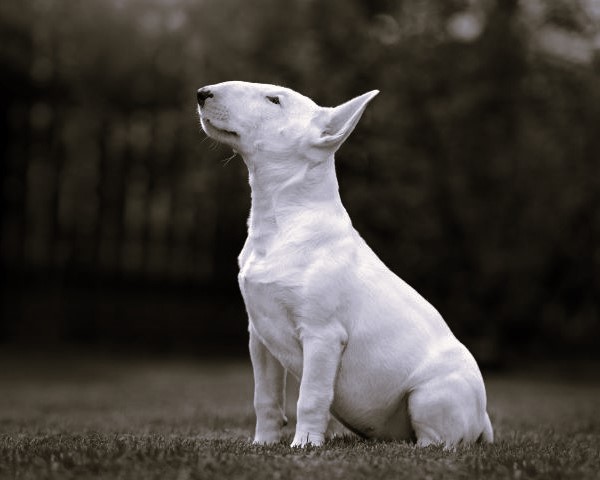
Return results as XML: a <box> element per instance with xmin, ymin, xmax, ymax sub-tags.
<box><xmin>197</xmin><ymin>81</ymin><xmax>493</xmax><ymax>448</ymax></box>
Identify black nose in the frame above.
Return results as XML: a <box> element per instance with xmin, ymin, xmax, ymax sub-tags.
<box><xmin>197</xmin><ymin>88</ymin><xmax>213</xmax><ymax>107</ymax></box>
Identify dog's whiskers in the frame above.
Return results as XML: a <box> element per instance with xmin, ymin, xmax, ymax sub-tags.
<box><xmin>206</xmin><ymin>139</ymin><xmax>220</xmax><ymax>151</ymax></box>
<box><xmin>221</xmin><ymin>150</ymin><xmax>238</xmax><ymax>167</ymax></box>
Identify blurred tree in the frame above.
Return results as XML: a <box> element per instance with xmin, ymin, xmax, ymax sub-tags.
<box><xmin>0</xmin><ymin>0</ymin><xmax>598</xmax><ymax>358</ymax></box>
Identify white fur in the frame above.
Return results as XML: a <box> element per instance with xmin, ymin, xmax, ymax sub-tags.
<box><xmin>197</xmin><ymin>81</ymin><xmax>493</xmax><ymax>448</ymax></box>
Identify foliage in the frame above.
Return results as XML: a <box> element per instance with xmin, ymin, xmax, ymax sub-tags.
<box><xmin>0</xmin><ymin>0</ymin><xmax>599</xmax><ymax>357</ymax></box>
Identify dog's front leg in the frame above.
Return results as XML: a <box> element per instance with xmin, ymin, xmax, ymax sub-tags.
<box><xmin>291</xmin><ymin>330</ymin><xmax>346</xmax><ymax>447</ymax></box>
<box><xmin>249</xmin><ymin>326</ymin><xmax>288</xmax><ymax>444</ymax></box>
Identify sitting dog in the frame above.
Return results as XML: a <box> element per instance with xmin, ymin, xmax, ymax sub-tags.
<box><xmin>197</xmin><ymin>81</ymin><xmax>493</xmax><ymax>448</ymax></box>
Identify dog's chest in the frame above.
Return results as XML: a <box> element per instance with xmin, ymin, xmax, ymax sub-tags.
<box><xmin>239</xmin><ymin>244</ymin><xmax>307</xmax><ymax>308</ymax></box>
<box><xmin>237</xmin><ymin>239</ymin><xmax>316</xmax><ymax>367</ymax></box>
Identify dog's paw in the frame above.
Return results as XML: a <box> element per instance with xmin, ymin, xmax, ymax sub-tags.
<box><xmin>253</xmin><ymin>431</ymin><xmax>281</xmax><ymax>445</ymax></box>
<box><xmin>326</xmin><ymin>417</ymin><xmax>349</xmax><ymax>439</ymax></box>
<box><xmin>290</xmin><ymin>431</ymin><xmax>325</xmax><ymax>448</ymax></box>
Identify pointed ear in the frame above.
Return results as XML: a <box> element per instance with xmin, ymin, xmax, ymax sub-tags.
<box><xmin>314</xmin><ymin>90</ymin><xmax>379</xmax><ymax>150</ymax></box>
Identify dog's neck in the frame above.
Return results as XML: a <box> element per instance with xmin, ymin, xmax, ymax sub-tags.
<box><xmin>243</xmin><ymin>151</ymin><xmax>347</xmax><ymax>250</ymax></box>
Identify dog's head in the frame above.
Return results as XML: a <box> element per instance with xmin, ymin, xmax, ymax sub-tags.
<box><xmin>197</xmin><ymin>81</ymin><xmax>378</xmax><ymax>161</ymax></box>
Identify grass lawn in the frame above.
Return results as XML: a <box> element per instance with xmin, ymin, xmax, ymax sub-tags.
<box><xmin>0</xmin><ymin>351</ymin><xmax>598</xmax><ymax>479</ymax></box>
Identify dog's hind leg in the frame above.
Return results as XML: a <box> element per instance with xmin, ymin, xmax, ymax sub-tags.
<box><xmin>249</xmin><ymin>325</ymin><xmax>288</xmax><ymax>444</ymax></box>
<box><xmin>407</xmin><ymin>374</ymin><xmax>484</xmax><ymax>447</ymax></box>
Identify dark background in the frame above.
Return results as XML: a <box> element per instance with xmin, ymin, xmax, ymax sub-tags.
<box><xmin>1</xmin><ymin>0</ymin><xmax>599</xmax><ymax>365</ymax></box>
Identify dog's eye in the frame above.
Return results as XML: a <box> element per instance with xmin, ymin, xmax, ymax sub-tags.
<box><xmin>266</xmin><ymin>95</ymin><xmax>280</xmax><ymax>105</ymax></box>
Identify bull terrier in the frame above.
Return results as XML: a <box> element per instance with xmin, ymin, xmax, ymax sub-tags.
<box><xmin>196</xmin><ymin>81</ymin><xmax>493</xmax><ymax>448</ymax></box>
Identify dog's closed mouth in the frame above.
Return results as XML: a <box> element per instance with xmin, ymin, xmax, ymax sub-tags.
<box><xmin>205</xmin><ymin>118</ymin><xmax>239</xmax><ymax>137</ymax></box>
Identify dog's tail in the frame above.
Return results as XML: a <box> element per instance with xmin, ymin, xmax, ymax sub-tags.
<box><xmin>478</xmin><ymin>412</ymin><xmax>494</xmax><ymax>443</ymax></box>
